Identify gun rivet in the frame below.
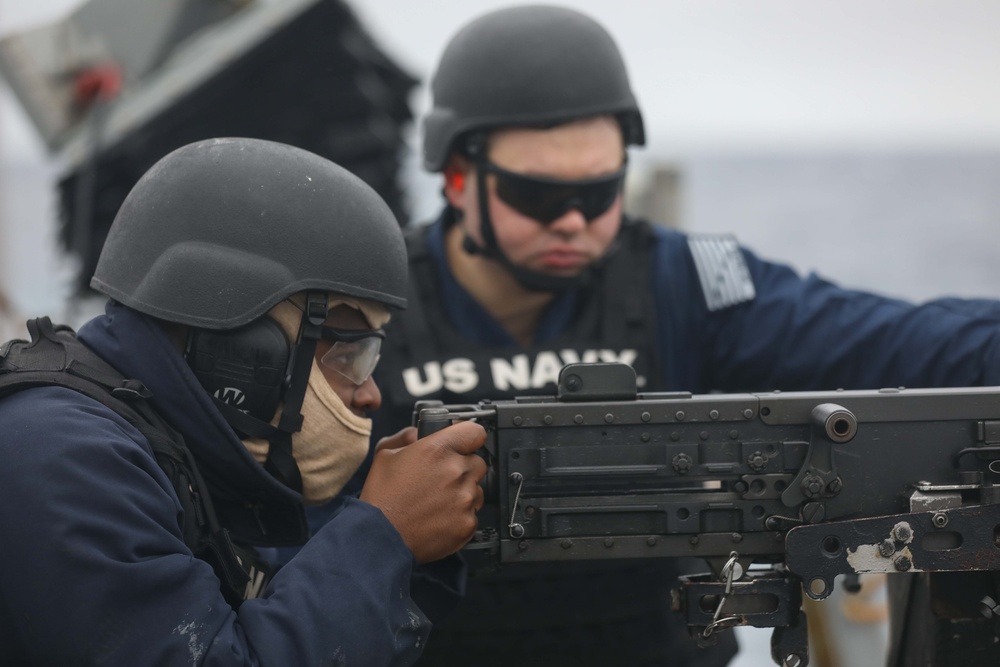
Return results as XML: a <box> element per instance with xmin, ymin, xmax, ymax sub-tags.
<box><xmin>560</xmin><ymin>539</ymin><xmax>573</xmax><ymax>550</ymax></box>
<box><xmin>543</xmin><ymin>415</ymin><xmax>553</xmax><ymax>425</ymax></box>
<box><xmin>641</xmin><ymin>432</ymin><xmax>651</xmax><ymax>442</ymax></box>
<box><xmin>689</xmin><ymin>536</ymin><xmax>699</xmax><ymax>545</ymax></box>
<box><xmin>604</xmin><ymin>413</ymin><xmax>615</xmax><ymax>423</ymax></box>
<box><xmin>709</xmin><ymin>410</ymin><xmax>720</xmax><ymax>420</ymax></box>
<box><xmin>729</xmin><ymin>430</ymin><xmax>740</xmax><ymax>440</ymax></box>
<box><xmin>641</xmin><ymin>411</ymin><xmax>651</xmax><ymax>422</ymax></box>
<box><xmin>517</xmin><ymin>540</ymin><xmax>529</xmax><ymax>551</ymax></box>
<box><xmin>892</xmin><ymin>525</ymin><xmax>912</xmax><ymax>543</ymax></box>
<box><xmin>894</xmin><ymin>555</ymin><xmax>912</xmax><ymax>572</ymax></box>
<box><xmin>731</xmin><ymin>532</ymin><xmax>743</xmax><ymax>543</ymax></box>
<box><xmin>932</xmin><ymin>512</ymin><xmax>948</xmax><ymax>528</ymax></box>
<box><xmin>574</xmin><ymin>414</ymin><xmax>584</xmax><ymax>424</ymax></box>
<box><xmin>513</xmin><ymin>416</ymin><xmax>523</xmax><ymax>426</ymax></box>
<box><xmin>675</xmin><ymin>411</ymin><xmax>686</xmax><ymax>421</ymax></box>
<box><xmin>670</xmin><ymin>432</ymin><xmax>680</xmax><ymax>441</ymax></box>
<box><xmin>647</xmin><ymin>536</ymin><xmax>658</xmax><ymax>546</ymax></box>
<box><xmin>801</xmin><ymin>475</ymin><xmax>824</xmax><ymax>499</ymax></box>
<box><xmin>604</xmin><ymin>538</ymin><xmax>615</xmax><ymax>548</ymax></box>
<box><xmin>699</xmin><ymin>431</ymin><xmax>709</xmax><ymax>441</ymax></box>
<box><xmin>672</xmin><ymin>453</ymin><xmax>693</xmax><ymax>474</ymax></box>
<box><xmin>879</xmin><ymin>540</ymin><xmax>896</xmax><ymax>558</ymax></box>
<box><xmin>743</xmin><ymin>409</ymin><xmax>754</xmax><ymax>419</ymax></box>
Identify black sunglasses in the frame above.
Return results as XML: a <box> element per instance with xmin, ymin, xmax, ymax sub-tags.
<box><xmin>484</xmin><ymin>161</ymin><xmax>627</xmax><ymax>224</ymax></box>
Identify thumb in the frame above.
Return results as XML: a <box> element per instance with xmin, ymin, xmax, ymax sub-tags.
<box><xmin>426</xmin><ymin>420</ymin><xmax>487</xmax><ymax>454</ymax></box>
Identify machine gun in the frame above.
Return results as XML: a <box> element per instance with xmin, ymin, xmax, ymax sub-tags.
<box><xmin>415</xmin><ymin>363</ymin><xmax>1000</xmax><ymax>667</ymax></box>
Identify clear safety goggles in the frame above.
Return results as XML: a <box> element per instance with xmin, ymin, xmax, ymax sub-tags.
<box><xmin>319</xmin><ymin>326</ymin><xmax>385</xmax><ymax>385</ymax></box>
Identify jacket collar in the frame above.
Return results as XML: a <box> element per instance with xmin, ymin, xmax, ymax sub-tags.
<box><xmin>77</xmin><ymin>301</ymin><xmax>308</xmax><ymax>545</ymax></box>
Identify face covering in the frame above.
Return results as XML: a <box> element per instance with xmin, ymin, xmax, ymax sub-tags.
<box><xmin>243</xmin><ymin>294</ymin><xmax>390</xmax><ymax>505</ymax></box>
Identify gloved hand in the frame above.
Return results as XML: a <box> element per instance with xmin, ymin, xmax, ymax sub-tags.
<box><xmin>360</xmin><ymin>422</ymin><xmax>487</xmax><ymax>563</ymax></box>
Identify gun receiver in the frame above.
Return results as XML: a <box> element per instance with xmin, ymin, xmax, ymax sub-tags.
<box><xmin>415</xmin><ymin>363</ymin><xmax>1000</xmax><ymax>666</ymax></box>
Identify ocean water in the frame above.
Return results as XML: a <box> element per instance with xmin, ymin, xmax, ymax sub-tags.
<box><xmin>680</xmin><ymin>151</ymin><xmax>1000</xmax><ymax>303</ymax></box>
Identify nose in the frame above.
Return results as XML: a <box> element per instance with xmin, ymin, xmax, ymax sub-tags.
<box><xmin>352</xmin><ymin>375</ymin><xmax>382</xmax><ymax>413</ymax></box>
<box><xmin>547</xmin><ymin>207</ymin><xmax>588</xmax><ymax>235</ymax></box>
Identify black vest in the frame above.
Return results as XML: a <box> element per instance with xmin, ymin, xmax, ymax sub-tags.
<box><xmin>377</xmin><ymin>217</ymin><xmax>663</xmax><ymax>436</ymax></box>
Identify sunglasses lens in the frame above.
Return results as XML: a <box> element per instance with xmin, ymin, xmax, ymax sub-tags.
<box><xmin>320</xmin><ymin>336</ymin><xmax>382</xmax><ymax>385</ymax></box>
<box><xmin>491</xmin><ymin>165</ymin><xmax>625</xmax><ymax>223</ymax></box>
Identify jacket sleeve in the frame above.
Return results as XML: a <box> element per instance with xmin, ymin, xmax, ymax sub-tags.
<box><xmin>0</xmin><ymin>387</ymin><xmax>428</xmax><ymax>667</ymax></box>
<box><xmin>653</xmin><ymin>231</ymin><xmax>1000</xmax><ymax>392</ymax></box>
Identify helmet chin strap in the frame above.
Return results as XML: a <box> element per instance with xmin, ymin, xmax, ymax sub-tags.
<box><xmin>462</xmin><ymin>156</ymin><xmax>615</xmax><ymax>292</ymax></box>
<box><xmin>264</xmin><ymin>291</ymin><xmax>327</xmax><ymax>492</ymax></box>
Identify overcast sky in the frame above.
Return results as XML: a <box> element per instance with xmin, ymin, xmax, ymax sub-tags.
<box><xmin>4</xmin><ymin>0</ymin><xmax>1000</xmax><ymax>161</ymax></box>
<box><xmin>3</xmin><ymin>0</ymin><xmax>1000</xmax><ymax>323</ymax></box>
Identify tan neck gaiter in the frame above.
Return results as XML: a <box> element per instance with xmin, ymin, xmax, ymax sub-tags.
<box><xmin>242</xmin><ymin>296</ymin><xmax>388</xmax><ymax>505</ymax></box>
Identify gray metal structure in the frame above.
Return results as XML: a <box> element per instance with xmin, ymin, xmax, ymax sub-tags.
<box><xmin>0</xmin><ymin>0</ymin><xmax>417</xmax><ymax>291</ymax></box>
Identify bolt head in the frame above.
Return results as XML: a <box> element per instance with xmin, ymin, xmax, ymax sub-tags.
<box><xmin>879</xmin><ymin>540</ymin><xmax>896</xmax><ymax>558</ymax></box>
<box><xmin>801</xmin><ymin>475</ymin><xmax>823</xmax><ymax>498</ymax></box>
<box><xmin>747</xmin><ymin>452</ymin><xmax>767</xmax><ymax>472</ymax></box>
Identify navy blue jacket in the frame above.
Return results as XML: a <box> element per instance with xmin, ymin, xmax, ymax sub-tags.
<box><xmin>0</xmin><ymin>302</ymin><xmax>438</xmax><ymax>666</ymax></box>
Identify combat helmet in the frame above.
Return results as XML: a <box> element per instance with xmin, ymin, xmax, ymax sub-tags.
<box><xmin>422</xmin><ymin>4</ymin><xmax>645</xmax><ymax>172</ymax></box>
<box><xmin>93</xmin><ymin>137</ymin><xmax>406</xmax><ymax>328</ymax></box>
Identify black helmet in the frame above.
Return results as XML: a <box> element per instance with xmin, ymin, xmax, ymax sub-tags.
<box><xmin>92</xmin><ymin>137</ymin><xmax>407</xmax><ymax>329</ymax></box>
<box><xmin>422</xmin><ymin>4</ymin><xmax>645</xmax><ymax>172</ymax></box>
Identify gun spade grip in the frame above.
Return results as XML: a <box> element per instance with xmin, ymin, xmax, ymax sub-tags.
<box><xmin>417</xmin><ymin>407</ymin><xmax>453</xmax><ymax>439</ymax></box>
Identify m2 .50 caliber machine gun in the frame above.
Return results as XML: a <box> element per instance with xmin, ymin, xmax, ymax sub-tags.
<box><xmin>415</xmin><ymin>363</ymin><xmax>1000</xmax><ymax>667</ymax></box>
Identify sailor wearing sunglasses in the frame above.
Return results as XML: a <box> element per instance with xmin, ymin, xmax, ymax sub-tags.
<box><xmin>350</xmin><ymin>5</ymin><xmax>1000</xmax><ymax>667</ymax></box>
